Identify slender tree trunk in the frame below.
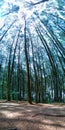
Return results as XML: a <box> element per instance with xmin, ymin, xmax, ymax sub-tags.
<box><xmin>24</xmin><ymin>19</ymin><xmax>32</xmax><ymax>104</ymax></box>
<box><xmin>0</xmin><ymin>20</ymin><xmax>16</xmax><ymax>41</ymax></box>
<box><xmin>17</xmin><ymin>42</ymin><xmax>21</xmax><ymax>100</ymax></box>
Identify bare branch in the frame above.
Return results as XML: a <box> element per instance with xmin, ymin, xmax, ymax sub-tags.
<box><xmin>31</xmin><ymin>0</ymin><xmax>49</xmax><ymax>5</ymax></box>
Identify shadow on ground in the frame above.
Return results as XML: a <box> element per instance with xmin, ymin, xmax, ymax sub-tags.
<box><xmin>0</xmin><ymin>102</ymin><xmax>65</xmax><ymax>130</ymax></box>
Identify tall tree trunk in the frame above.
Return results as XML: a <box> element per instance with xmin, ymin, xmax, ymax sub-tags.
<box><xmin>24</xmin><ymin>19</ymin><xmax>32</xmax><ymax>104</ymax></box>
<box><xmin>0</xmin><ymin>20</ymin><xmax>16</xmax><ymax>41</ymax></box>
<box><xmin>17</xmin><ymin>42</ymin><xmax>21</xmax><ymax>100</ymax></box>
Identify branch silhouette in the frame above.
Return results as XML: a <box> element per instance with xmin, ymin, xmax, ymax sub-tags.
<box><xmin>31</xmin><ymin>0</ymin><xmax>49</xmax><ymax>5</ymax></box>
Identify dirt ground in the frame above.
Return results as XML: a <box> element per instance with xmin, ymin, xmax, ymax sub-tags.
<box><xmin>0</xmin><ymin>101</ymin><xmax>65</xmax><ymax>130</ymax></box>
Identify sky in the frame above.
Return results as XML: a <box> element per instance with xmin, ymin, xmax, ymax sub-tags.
<box><xmin>0</xmin><ymin>0</ymin><xmax>56</xmax><ymax>26</ymax></box>
<box><xmin>0</xmin><ymin>0</ymin><xmax>65</xmax><ymax>45</ymax></box>
<box><xmin>0</xmin><ymin>0</ymin><xmax>65</xmax><ymax>37</ymax></box>
<box><xmin>0</xmin><ymin>0</ymin><xmax>48</xmax><ymax>34</ymax></box>
<box><xmin>0</xmin><ymin>0</ymin><xmax>65</xmax><ymax>39</ymax></box>
<box><xmin>0</xmin><ymin>0</ymin><xmax>65</xmax><ymax>65</ymax></box>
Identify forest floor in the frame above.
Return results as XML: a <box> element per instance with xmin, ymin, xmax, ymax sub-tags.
<box><xmin>0</xmin><ymin>101</ymin><xmax>65</xmax><ymax>130</ymax></box>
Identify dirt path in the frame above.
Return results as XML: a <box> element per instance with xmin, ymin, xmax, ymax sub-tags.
<box><xmin>0</xmin><ymin>102</ymin><xmax>65</xmax><ymax>130</ymax></box>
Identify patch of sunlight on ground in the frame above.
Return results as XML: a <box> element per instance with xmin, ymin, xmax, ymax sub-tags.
<box><xmin>1</xmin><ymin>102</ymin><xmax>20</xmax><ymax>106</ymax></box>
<box><xmin>1</xmin><ymin>110</ymin><xmax>21</xmax><ymax>118</ymax></box>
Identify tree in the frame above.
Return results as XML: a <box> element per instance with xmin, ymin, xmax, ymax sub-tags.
<box><xmin>24</xmin><ymin>19</ymin><xmax>32</xmax><ymax>104</ymax></box>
